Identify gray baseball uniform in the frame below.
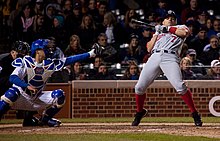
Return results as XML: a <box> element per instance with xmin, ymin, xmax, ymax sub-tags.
<box><xmin>135</xmin><ymin>25</ymin><xmax>189</xmax><ymax>95</ymax></box>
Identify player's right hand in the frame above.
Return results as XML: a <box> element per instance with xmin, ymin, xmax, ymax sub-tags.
<box><xmin>27</xmin><ymin>85</ymin><xmax>38</xmax><ymax>95</ymax></box>
<box><xmin>155</xmin><ymin>25</ymin><xmax>162</xmax><ymax>33</ymax></box>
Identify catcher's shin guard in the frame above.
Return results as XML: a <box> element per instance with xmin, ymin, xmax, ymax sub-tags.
<box><xmin>0</xmin><ymin>87</ymin><xmax>20</xmax><ymax>120</ymax></box>
<box><xmin>39</xmin><ymin>89</ymin><xmax>65</xmax><ymax>127</ymax></box>
<box><xmin>0</xmin><ymin>100</ymin><xmax>10</xmax><ymax>120</ymax></box>
<box><xmin>39</xmin><ymin>106</ymin><xmax>62</xmax><ymax>127</ymax></box>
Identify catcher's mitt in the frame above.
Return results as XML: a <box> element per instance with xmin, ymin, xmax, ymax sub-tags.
<box><xmin>92</xmin><ymin>43</ymin><xmax>105</xmax><ymax>56</ymax></box>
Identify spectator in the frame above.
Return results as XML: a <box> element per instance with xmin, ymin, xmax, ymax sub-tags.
<box><xmin>120</xmin><ymin>34</ymin><xmax>145</xmax><ymax>64</ymax></box>
<box><xmin>139</xmin><ymin>27</ymin><xmax>152</xmax><ymax>63</ymax></box>
<box><xmin>196</xmin><ymin>10</ymin><xmax>209</xmax><ymax>27</ymax></box>
<box><xmin>124</xmin><ymin>9</ymin><xmax>137</xmax><ymax>29</ymax></box>
<box><xmin>77</xmin><ymin>14</ymin><xmax>98</xmax><ymax>51</ymax></box>
<box><xmin>7</xmin><ymin>0</ymin><xmax>26</xmax><ymax>35</ymax></box>
<box><xmin>180</xmin><ymin>57</ymin><xmax>197</xmax><ymax>80</ymax></box>
<box><xmin>145</xmin><ymin>10</ymin><xmax>158</xmax><ymax>27</ymax></box>
<box><xmin>32</xmin><ymin>14</ymin><xmax>48</xmax><ymax>40</ymax></box>
<box><xmin>181</xmin><ymin>0</ymin><xmax>200</xmax><ymax>24</ymax></box>
<box><xmin>33</xmin><ymin>0</ymin><xmax>44</xmax><ymax>15</ymax></box>
<box><xmin>188</xmin><ymin>25</ymin><xmax>209</xmax><ymax>60</ymax></box>
<box><xmin>65</xmin><ymin>1</ymin><xmax>83</xmax><ymax>37</ymax></box>
<box><xmin>48</xmin><ymin>15</ymin><xmax>68</xmax><ymax>51</ymax></box>
<box><xmin>69</xmin><ymin>61</ymin><xmax>88</xmax><ymax>80</ymax></box>
<box><xmin>201</xmin><ymin>59</ymin><xmax>220</xmax><ymax>80</ymax></box>
<box><xmin>121</xmin><ymin>60</ymin><xmax>140</xmax><ymax>80</ymax></box>
<box><xmin>46</xmin><ymin>37</ymin><xmax>64</xmax><ymax>59</ymax></box>
<box><xmin>87</xmin><ymin>56</ymin><xmax>104</xmax><ymax>78</ymax></box>
<box><xmin>155</xmin><ymin>0</ymin><xmax>168</xmax><ymax>19</ymax></box>
<box><xmin>206</xmin><ymin>18</ymin><xmax>213</xmax><ymax>31</ymax></box>
<box><xmin>13</xmin><ymin>2</ymin><xmax>35</xmax><ymax>44</ymax></box>
<box><xmin>97</xmin><ymin>11</ymin><xmax>126</xmax><ymax>49</ymax></box>
<box><xmin>79</xmin><ymin>0</ymin><xmax>88</xmax><ymax>14</ymax></box>
<box><xmin>44</xmin><ymin>3</ymin><xmax>56</xmax><ymax>33</ymax></box>
<box><xmin>64</xmin><ymin>34</ymin><xmax>86</xmax><ymax>57</ymax></box>
<box><xmin>185</xmin><ymin>49</ymin><xmax>206</xmax><ymax>75</ymax></box>
<box><xmin>87</xmin><ymin>0</ymin><xmax>99</xmax><ymax>22</ymax></box>
<box><xmin>200</xmin><ymin>35</ymin><xmax>220</xmax><ymax>65</ymax></box>
<box><xmin>94</xmin><ymin>1</ymin><xmax>107</xmax><ymax>26</ymax></box>
<box><xmin>89</xmin><ymin>62</ymin><xmax>117</xmax><ymax>80</ymax></box>
<box><xmin>185</xmin><ymin>20</ymin><xmax>198</xmax><ymax>46</ymax></box>
<box><xmin>207</xmin><ymin>19</ymin><xmax>220</xmax><ymax>38</ymax></box>
<box><xmin>62</xmin><ymin>0</ymin><xmax>73</xmax><ymax>19</ymax></box>
<box><xmin>124</xmin><ymin>9</ymin><xmax>142</xmax><ymax>40</ymax></box>
<box><xmin>96</xmin><ymin>33</ymin><xmax>117</xmax><ymax>64</ymax></box>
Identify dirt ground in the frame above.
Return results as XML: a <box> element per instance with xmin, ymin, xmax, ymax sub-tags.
<box><xmin>0</xmin><ymin>123</ymin><xmax>220</xmax><ymax>139</ymax></box>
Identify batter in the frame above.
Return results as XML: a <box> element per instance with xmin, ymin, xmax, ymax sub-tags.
<box><xmin>132</xmin><ymin>10</ymin><xmax>202</xmax><ymax>127</ymax></box>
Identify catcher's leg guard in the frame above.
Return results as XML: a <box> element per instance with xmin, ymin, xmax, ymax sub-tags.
<box><xmin>0</xmin><ymin>101</ymin><xmax>10</xmax><ymax>120</ymax></box>
<box><xmin>0</xmin><ymin>87</ymin><xmax>20</xmax><ymax>120</ymax></box>
<box><xmin>40</xmin><ymin>89</ymin><xmax>65</xmax><ymax>127</ymax></box>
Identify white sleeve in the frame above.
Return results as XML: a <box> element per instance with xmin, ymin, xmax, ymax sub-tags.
<box><xmin>11</xmin><ymin>66</ymin><xmax>27</xmax><ymax>79</ymax></box>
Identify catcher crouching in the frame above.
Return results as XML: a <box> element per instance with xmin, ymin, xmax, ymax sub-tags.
<box><xmin>0</xmin><ymin>39</ymin><xmax>99</xmax><ymax>127</ymax></box>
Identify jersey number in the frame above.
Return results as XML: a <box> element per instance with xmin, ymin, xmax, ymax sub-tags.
<box><xmin>170</xmin><ymin>35</ymin><xmax>177</xmax><ymax>42</ymax></box>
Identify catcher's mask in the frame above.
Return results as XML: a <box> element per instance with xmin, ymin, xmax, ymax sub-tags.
<box><xmin>31</xmin><ymin>39</ymin><xmax>49</xmax><ymax>57</ymax></box>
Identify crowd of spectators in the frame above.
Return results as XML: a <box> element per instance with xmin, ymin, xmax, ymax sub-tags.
<box><xmin>1</xmin><ymin>0</ymin><xmax>220</xmax><ymax>81</ymax></box>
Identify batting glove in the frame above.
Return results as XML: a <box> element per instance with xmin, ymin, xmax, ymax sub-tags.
<box><xmin>161</xmin><ymin>25</ymin><xmax>168</xmax><ymax>33</ymax></box>
<box><xmin>155</xmin><ymin>25</ymin><xmax>162</xmax><ymax>35</ymax></box>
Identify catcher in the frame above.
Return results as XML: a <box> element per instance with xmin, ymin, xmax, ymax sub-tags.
<box><xmin>0</xmin><ymin>39</ymin><xmax>103</xmax><ymax>127</ymax></box>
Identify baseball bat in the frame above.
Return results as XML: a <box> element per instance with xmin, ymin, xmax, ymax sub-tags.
<box><xmin>131</xmin><ymin>19</ymin><xmax>155</xmax><ymax>27</ymax></box>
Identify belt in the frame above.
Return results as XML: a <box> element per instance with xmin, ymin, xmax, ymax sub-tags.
<box><xmin>152</xmin><ymin>50</ymin><xmax>176</xmax><ymax>54</ymax></box>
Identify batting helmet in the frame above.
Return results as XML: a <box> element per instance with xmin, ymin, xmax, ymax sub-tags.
<box><xmin>31</xmin><ymin>39</ymin><xmax>49</xmax><ymax>57</ymax></box>
<box><xmin>164</xmin><ymin>10</ymin><xmax>176</xmax><ymax>19</ymax></box>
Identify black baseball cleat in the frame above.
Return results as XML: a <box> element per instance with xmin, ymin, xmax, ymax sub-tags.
<box><xmin>192</xmin><ymin>111</ymin><xmax>203</xmax><ymax>127</ymax></box>
<box><xmin>47</xmin><ymin>118</ymin><xmax>62</xmax><ymax>127</ymax></box>
<box><xmin>132</xmin><ymin>109</ymin><xmax>148</xmax><ymax>126</ymax></box>
<box><xmin>23</xmin><ymin>116</ymin><xmax>39</xmax><ymax>127</ymax></box>
<box><xmin>39</xmin><ymin>117</ymin><xmax>61</xmax><ymax>127</ymax></box>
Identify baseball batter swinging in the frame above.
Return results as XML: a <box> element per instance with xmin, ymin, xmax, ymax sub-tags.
<box><xmin>132</xmin><ymin>10</ymin><xmax>202</xmax><ymax>126</ymax></box>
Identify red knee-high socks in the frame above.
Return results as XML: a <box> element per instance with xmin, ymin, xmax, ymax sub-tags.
<box><xmin>181</xmin><ymin>89</ymin><xmax>197</xmax><ymax>113</ymax></box>
<box><xmin>135</xmin><ymin>94</ymin><xmax>146</xmax><ymax>112</ymax></box>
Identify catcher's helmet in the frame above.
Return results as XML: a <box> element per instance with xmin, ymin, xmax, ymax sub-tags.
<box><xmin>31</xmin><ymin>39</ymin><xmax>49</xmax><ymax>57</ymax></box>
<box><xmin>12</xmin><ymin>41</ymin><xmax>30</xmax><ymax>55</ymax></box>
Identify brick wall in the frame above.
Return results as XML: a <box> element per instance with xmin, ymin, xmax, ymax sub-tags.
<box><xmin>71</xmin><ymin>80</ymin><xmax>220</xmax><ymax>118</ymax></box>
<box><xmin>3</xmin><ymin>80</ymin><xmax>220</xmax><ymax>119</ymax></box>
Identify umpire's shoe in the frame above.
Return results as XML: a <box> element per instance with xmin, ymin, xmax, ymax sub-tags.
<box><xmin>132</xmin><ymin>109</ymin><xmax>148</xmax><ymax>126</ymax></box>
<box><xmin>192</xmin><ymin>111</ymin><xmax>203</xmax><ymax>127</ymax></box>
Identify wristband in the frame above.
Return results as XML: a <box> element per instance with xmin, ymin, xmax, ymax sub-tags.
<box><xmin>168</xmin><ymin>26</ymin><xmax>177</xmax><ymax>34</ymax></box>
